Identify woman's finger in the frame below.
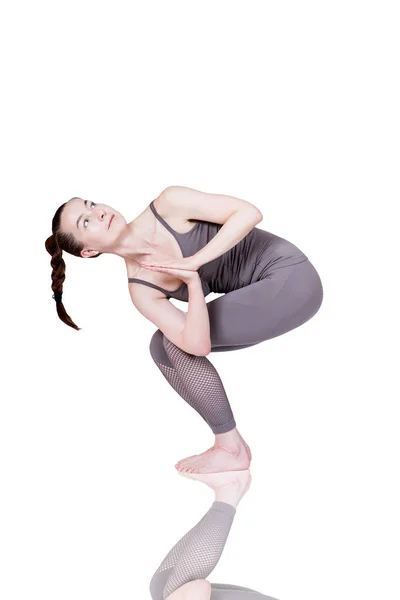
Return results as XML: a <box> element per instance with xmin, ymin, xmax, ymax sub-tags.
<box><xmin>142</xmin><ymin>264</ymin><xmax>167</xmax><ymax>270</ymax></box>
<box><xmin>142</xmin><ymin>263</ymin><xmax>194</xmax><ymax>272</ymax></box>
<box><xmin>142</xmin><ymin>264</ymin><xmax>175</xmax><ymax>274</ymax></box>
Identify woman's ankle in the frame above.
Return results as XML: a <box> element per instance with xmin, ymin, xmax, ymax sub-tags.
<box><xmin>214</xmin><ymin>429</ymin><xmax>246</xmax><ymax>455</ymax></box>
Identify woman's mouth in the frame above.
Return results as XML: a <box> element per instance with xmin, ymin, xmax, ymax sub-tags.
<box><xmin>108</xmin><ymin>214</ymin><xmax>114</xmax><ymax>228</ymax></box>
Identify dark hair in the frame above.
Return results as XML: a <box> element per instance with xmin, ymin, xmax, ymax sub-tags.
<box><xmin>44</xmin><ymin>197</ymin><xmax>102</xmax><ymax>330</ymax></box>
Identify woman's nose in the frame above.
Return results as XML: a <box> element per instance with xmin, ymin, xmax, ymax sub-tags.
<box><xmin>95</xmin><ymin>208</ymin><xmax>106</xmax><ymax>220</ymax></box>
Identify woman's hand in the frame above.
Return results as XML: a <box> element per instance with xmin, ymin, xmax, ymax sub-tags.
<box><xmin>139</xmin><ymin>261</ymin><xmax>200</xmax><ymax>284</ymax></box>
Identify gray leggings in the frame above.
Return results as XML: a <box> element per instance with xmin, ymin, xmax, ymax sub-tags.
<box><xmin>150</xmin><ymin>259</ymin><xmax>323</xmax><ymax>434</ymax></box>
<box><xmin>149</xmin><ymin>500</ymin><xmax>278</xmax><ymax>600</ymax></box>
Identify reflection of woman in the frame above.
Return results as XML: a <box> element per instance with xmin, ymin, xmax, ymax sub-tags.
<box><xmin>45</xmin><ymin>186</ymin><xmax>323</xmax><ymax>474</ymax></box>
<box><xmin>150</xmin><ymin>470</ymin><xmax>278</xmax><ymax>600</ymax></box>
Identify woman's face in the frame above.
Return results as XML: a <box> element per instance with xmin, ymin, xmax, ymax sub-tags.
<box><xmin>60</xmin><ymin>198</ymin><xmax>127</xmax><ymax>256</ymax></box>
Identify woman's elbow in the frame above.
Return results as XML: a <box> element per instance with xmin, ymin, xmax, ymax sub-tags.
<box><xmin>253</xmin><ymin>208</ymin><xmax>263</xmax><ymax>222</ymax></box>
<box><xmin>181</xmin><ymin>335</ymin><xmax>211</xmax><ymax>356</ymax></box>
<box><xmin>197</xmin><ymin>344</ymin><xmax>212</xmax><ymax>357</ymax></box>
<box><xmin>185</xmin><ymin>344</ymin><xmax>211</xmax><ymax>357</ymax></box>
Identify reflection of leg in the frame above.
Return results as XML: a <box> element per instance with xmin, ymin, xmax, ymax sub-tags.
<box><xmin>149</xmin><ymin>502</ymin><xmax>236</xmax><ymax>600</ymax></box>
<box><xmin>150</xmin><ymin>470</ymin><xmax>251</xmax><ymax>600</ymax></box>
<box><xmin>211</xmin><ymin>583</ymin><xmax>264</xmax><ymax>593</ymax></box>
<box><xmin>211</xmin><ymin>585</ymin><xmax>280</xmax><ymax>600</ymax></box>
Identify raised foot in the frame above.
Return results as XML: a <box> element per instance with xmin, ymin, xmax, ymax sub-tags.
<box><xmin>175</xmin><ymin>445</ymin><xmax>250</xmax><ymax>474</ymax></box>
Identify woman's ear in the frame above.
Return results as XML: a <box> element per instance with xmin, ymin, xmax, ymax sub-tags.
<box><xmin>81</xmin><ymin>248</ymin><xmax>99</xmax><ymax>258</ymax></box>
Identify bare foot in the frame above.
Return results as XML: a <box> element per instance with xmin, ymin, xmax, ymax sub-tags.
<box><xmin>236</xmin><ymin>431</ymin><xmax>252</xmax><ymax>461</ymax></box>
<box><xmin>178</xmin><ymin>469</ymin><xmax>252</xmax><ymax>507</ymax></box>
<box><xmin>175</xmin><ymin>444</ymin><xmax>250</xmax><ymax>474</ymax></box>
<box><xmin>175</xmin><ymin>428</ymin><xmax>252</xmax><ymax>473</ymax></box>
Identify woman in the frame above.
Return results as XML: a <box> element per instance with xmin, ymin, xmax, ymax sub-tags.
<box><xmin>149</xmin><ymin>469</ymin><xmax>278</xmax><ymax>600</ymax></box>
<box><xmin>45</xmin><ymin>186</ymin><xmax>323</xmax><ymax>474</ymax></box>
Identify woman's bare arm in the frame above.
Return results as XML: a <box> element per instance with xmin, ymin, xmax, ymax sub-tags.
<box><xmin>160</xmin><ymin>185</ymin><xmax>262</xmax><ymax>224</ymax></box>
<box><xmin>158</xmin><ymin>186</ymin><xmax>263</xmax><ymax>268</ymax></box>
<box><xmin>129</xmin><ymin>275</ymin><xmax>211</xmax><ymax>356</ymax></box>
<box><xmin>166</xmin><ymin>579</ymin><xmax>212</xmax><ymax>600</ymax></box>
<box><xmin>181</xmin><ymin>276</ymin><xmax>211</xmax><ymax>355</ymax></box>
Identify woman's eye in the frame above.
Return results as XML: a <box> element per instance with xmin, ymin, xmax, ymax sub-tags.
<box><xmin>83</xmin><ymin>202</ymin><xmax>95</xmax><ymax>227</ymax></box>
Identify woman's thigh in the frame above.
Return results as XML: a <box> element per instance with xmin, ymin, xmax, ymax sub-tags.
<box><xmin>208</xmin><ymin>259</ymin><xmax>323</xmax><ymax>353</ymax></box>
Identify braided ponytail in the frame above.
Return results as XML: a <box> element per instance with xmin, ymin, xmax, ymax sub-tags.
<box><xmin>45</xmin><ymin>233</ymin><xmax>80</xmax><ymax>330</ymax></box>
<box><xmin>46</xmin><ymin>199</ymin><xmax>102</xmax><ymax>330</ymax></box>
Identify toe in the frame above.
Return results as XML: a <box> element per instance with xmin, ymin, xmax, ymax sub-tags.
<box><xmin>180</xmin><ymin>455</ymin><xmax>198</xmax><ymax>467</ymax></box>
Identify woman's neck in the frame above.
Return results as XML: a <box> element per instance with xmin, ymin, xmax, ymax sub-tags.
<box><xmin>113</xmin><ymin>212</ymin><xmax>159</xmax><ymax>263</ymax></box>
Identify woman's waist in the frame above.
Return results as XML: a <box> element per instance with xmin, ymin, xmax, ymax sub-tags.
<box><xmin>229</xmin><ymin>230</ymin><xmax>308</xmax><ymax>275</ymax></box>
<box><xmin>256</xmin><ymin>237</ymin><xmax>308</xmax><ymax>269</ymax></box>
<box><xmin>197</xmin><ymin>229</ymin><xmax>308</xmax><ymax>292</ymax></box>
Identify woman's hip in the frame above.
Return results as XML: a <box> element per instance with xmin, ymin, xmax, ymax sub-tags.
<box><xmin>208</xmin><ymin>259</ymin><xmax>324</xmax><ymax>351</ymax></box>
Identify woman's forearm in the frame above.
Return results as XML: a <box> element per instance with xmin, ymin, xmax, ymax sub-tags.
<box><xmin>193</xmin><ymin>208</ymin><xmax>262</xmax><ymax>268</ymax></box>
<box><xmin>181</xmin><ymin>277</ymin><xmax>211</xmax><ymax>356</ymax></box>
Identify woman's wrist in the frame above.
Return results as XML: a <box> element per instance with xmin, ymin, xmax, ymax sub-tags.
<box><xmin>186</xmin><ymin>272</ymin><xmax>202</xmax><ymax>286</ymax></box>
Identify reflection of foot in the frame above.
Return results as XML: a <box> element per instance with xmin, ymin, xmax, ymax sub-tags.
<box><xmin>166</xmin><ymin>579</ymin><xmax>212</xmax><ymax>600</ymax></box>
<box><xmin>179</xmin><ymin>469</ymin><xmax>252</xmax><ymax>507</ymax></box>
<box><xmin>175</xmin><ymin>444</ymin><xmax>250</xmax><ymax>474</ymax></box>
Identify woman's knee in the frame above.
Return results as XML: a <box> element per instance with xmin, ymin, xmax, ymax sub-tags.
<box><xmin>307</xmin><ymin>262</ymin><xmax>324</xmax><ymax>317</ymax></box>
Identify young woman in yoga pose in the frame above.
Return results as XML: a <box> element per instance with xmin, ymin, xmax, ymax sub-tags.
<box><xmin>45</xmin><ymin>186</ymin><xmax>323</xmax><ymax>474</ymax></box>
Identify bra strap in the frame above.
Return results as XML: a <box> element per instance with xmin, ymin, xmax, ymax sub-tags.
<box><xmin>128</xmin><ymin>278</ymin><xmax>170</xmax><ymax>298</ymax></box>
<box><xmin>149</xmin><ymin>200</ymin><xmax>177</xmax><ymax>235</ymax></box>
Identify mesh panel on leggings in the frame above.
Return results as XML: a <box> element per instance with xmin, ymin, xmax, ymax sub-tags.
<box><xmin>156</xmin><ymin>337</ymin><xmax>236</xmax><ymax>434</ymax></box>
<box><xmin>152</xmin><ymin>502</ymin><xmax>236</xmax><ymax>600</ymax></box>
<box><xmin>156</xmin><ymin>362</ymin><xmax>209</xmax><ymax>426</ymax></box>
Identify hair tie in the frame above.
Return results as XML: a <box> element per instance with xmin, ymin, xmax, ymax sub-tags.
<box><xmin>52</xmin><ymin>292</ymin><xmax>63</xmax><ymax>303</ymax></box>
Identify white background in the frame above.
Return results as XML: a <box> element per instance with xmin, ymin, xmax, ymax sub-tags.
<box><xmin>1</xmin><ymin>1</ymin><xmax>399</xmax><ymax>599</ymax></box>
